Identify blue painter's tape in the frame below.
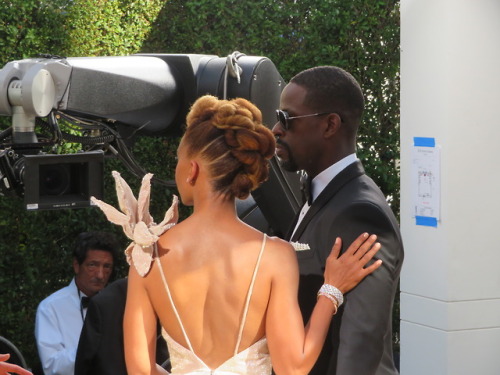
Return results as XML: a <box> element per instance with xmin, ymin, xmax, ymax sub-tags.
<box><xmin>416</xmin><ymin>216</ymin><xmax>438</xmax><ymax>227</ymax></box>
<box><xmin>413</xmin><ymin>137</ymin><xmax>435</xmax><ymax>147</ymax></box>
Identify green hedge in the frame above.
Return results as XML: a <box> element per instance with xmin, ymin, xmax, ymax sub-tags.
<box><xmin>143</xmin><ymin>0</ymin><xmax>400</xmax><ymax>208</ymax></box>
<box><xmin>0</xmin><ymin>0</ymin><xmax>400</xmax><ymax>367</ymax></box>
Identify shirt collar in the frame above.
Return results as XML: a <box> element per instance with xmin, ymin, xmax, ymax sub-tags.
<box><xmin>310</xmin><ymin>154</ymin><xmax>358</xmax><ymax>202</ymax></box>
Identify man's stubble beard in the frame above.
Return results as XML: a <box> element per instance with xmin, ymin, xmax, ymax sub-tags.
<box><xmin>275</xmin><ymin>140</ymin><xmax>299</xmax><ymax>172</ymax></box>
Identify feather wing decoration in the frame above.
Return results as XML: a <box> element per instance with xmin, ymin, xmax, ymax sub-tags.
<box><xmin>91</xmin><ymin>171</ymin><xmax>178</xmax><ymax>276</ymax></box>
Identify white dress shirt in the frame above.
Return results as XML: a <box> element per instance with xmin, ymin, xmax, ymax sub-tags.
<box><xmin>292</xmin><ymin>154</ymin><xmax>358</xmax><ymax>238</ymax></box>
<box><xmin>35</xmin><ymin>278</ymin><xmax>88</xmax><ymax>375</ymax></box>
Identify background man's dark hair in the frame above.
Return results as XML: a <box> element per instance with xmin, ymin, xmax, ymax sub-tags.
<box><xmin>72</xmin><ymin>231</ymin><xmax>120</xmax><ymax>265</ymax></box>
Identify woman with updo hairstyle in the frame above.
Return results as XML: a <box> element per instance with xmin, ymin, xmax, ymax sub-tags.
<box><xmin>122</xmin><ymin>95</ymin><xmax>382</xmax><ymax>375</ymax></box>
<box><xmin>182</xmin><ymin>95</ymin><xmax>275</xmax><ymax>200</ymax></box>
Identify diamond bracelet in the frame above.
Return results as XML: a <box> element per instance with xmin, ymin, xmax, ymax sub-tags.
<box><xmin>317</xmin><ymin>292</ymin><xmax>339</xmax><ymax>315</ymax></box>
<box><xmin>317</xmin><ymin>284</ymin><xmax>344</xmax><ymax>307</ymax></box>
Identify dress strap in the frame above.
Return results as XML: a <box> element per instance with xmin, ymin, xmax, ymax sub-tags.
<box><xmin>154</xmin><ymin>243</ymin><xmax>195</xmax><ymax>353</ymax></box>
<box><xmin>234</xmin><ymin>234</ymin><xmax>267</xmax><ymax>355</ymax></box>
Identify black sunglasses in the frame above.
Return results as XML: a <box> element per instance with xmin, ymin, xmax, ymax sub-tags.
<box><xmin>275</xmin><ymin>109</ymin><xmax>333</xmax><ymax>130</ymax></box>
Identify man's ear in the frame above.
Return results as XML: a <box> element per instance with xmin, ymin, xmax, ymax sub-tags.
<box><xmin>189</xmin><ymin>160</ymin><xmax>199</xmax><ymax>184</ymax></box>
<box><xmin>324</xmin><ymin>113</ymin><xmax>342</xmax><ymax>138</ymax></box>
<box><xmin>73</xmin><ymin>258</ymin><xmax>80</xmax><ymax>275</ymax></box>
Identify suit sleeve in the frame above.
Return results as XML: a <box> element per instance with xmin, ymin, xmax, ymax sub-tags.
<box><xmin>323</xmin><ymin>201</ymin><xmax>401</xmax><ymax>374</ymax></box>
<box><xmin>74</xmin><ymin>300</ymin><xmax>102</xmax><ymax>375</ymax></box>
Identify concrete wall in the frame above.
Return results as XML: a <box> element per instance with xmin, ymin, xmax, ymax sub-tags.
<box><xmin>400</xmin><ymin>1</ymin><xmax>500</xmax><ymax>374</ymax></box>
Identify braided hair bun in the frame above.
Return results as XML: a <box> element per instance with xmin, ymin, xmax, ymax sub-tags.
<box><xmin>183</xmin><ymin>95</ymin><xmax>275</xmax><ymax>199</ymax></box>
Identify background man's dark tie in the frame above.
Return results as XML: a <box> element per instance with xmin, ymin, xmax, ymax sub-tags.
<box><xmin>81</xmin><ymin>296</ymin><xmax>90</xmax><ymax>309</ymax></box>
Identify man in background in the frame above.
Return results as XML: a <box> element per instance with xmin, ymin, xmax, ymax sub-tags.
<box><xmin>35</xmin><ymin>231</ymin><xmax>119</xmax><ymax>375</ymax></box>
<box><xmin>75</xmin><ymin>278</ymin><xmax>169</xmax><ymax>375</ymax></box>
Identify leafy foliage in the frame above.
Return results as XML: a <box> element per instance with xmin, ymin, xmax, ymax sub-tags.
<box><xmin>63</xmin><ymin>0</ymin><xmax>164</xmax><ymax>56</ymax></box>
<box><xmin>0</xmin><ymin>0</ymin><xmax>400</xmax><ymax>368</ymax></box>
<box><xmin>0</xmin><ymin>0</ymin><xmax>67</xmax><ymax>64</ymax></box>
<box><xmin>143</xmin><ymin>0</ymin><xmax>400</xmax><ymax>209</ymax></box>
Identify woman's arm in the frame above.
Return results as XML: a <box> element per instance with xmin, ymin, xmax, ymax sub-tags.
<box><xmin>266</xmin><ymin>233</ymin><xmax>381</xmax><ymax>375</ymax></box>
<box><xmin>124</xmin><ymin>265</ymin><xmax>166</xmax><ymax>375</ymax></box>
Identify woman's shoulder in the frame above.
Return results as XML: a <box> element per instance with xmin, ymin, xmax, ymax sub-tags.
<box><xmin>260</xmin><ymin>235</ymin><xmax>299</xmax><ymax>282</ymax></box>
<box><xmin>155</xmin><ymin>219</ymin><xmax>187</xmax><ymax>254</ymax></box>
<box><xmin>263</xmin><ymin>235</ymin><xmax>297</xmax><ymax>262</ymax></box>
<box><xmin>158</xmin><ymin>217</ymin><xmax>194</xmax><ymax>246</ymax></box>
<box><xmin>265</xmin><ymin>235</ymin><xmax>293</xmax><ymax>250</ymax></box>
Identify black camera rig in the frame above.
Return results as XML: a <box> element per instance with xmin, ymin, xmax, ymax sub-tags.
<box><xmin>0</xmin><ymin>52</ymin><xmax>300</xmax><ymax>236</ymax></box>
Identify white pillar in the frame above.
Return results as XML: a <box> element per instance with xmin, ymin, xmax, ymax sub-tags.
<box><xmin>400</xmin><ymin>1</ymin><xmax>500</xmax><ymax>374</ymax></box>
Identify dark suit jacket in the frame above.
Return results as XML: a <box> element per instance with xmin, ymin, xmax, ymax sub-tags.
<box><xmin>289</xmin><ymin>161</ymin><xmax>403</xmax><ymax>375</ymax></box>
<box><xmin>74</xmin><ymin>278</ymin><xmax>169</xmax><ymax>375</ymax></box>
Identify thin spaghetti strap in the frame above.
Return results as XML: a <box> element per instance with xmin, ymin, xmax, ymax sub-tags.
<box><xmin>154</xmin><ymin>243</ymin><xmax>195</xmax><ymax>353</ymax></box>
<box><xmin>234</xmin><ymin>233</ymin><xmax>267</xmax><ymax>355</ymax></box>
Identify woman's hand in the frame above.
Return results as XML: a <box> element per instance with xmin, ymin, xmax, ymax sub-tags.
<box><xmin>324</xmin><ymin>233</ymin><xmax>382</xmax><ymax>294</ymax></box>
<box><xmin>0</xmin><ymin>354</ymin><xmax>33</xmax><ymax>375</ymax></box>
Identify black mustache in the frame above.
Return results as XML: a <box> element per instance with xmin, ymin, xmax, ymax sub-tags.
<box><xmin>276</xmin><ymin>139</ymin><xmax>287</xmax><ymax>148</ymax></box>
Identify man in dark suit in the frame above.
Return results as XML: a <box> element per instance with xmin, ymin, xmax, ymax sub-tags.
<box><xmin>74</xmin><ymin>278</ymin><xmax>169</xmax><ymax>375</ymax></box>
<box><xmin>272</xmin><ymin>66</ymin><xmax>403</xmax><ymax>374</ymax></box>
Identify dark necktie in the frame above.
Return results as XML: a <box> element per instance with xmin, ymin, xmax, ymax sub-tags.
<box><xmin>300</xmin><ymin>173</ymin><xmax>313</xmax><ymax>206</ymax></box>
<box><xmin>81</xmin><ymin>296</ymin><xmax>91</xmax><ymax>309</ymax></box>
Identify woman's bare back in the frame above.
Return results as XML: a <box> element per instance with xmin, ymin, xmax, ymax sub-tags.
<box><xmin>145</xmin><ymin>217</ymin><xmax>283</xmax><ymax>368</ymax></box>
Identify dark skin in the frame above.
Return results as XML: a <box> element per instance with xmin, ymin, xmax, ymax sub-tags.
<box><xmin>272</xmin><ymin>83</ymin><xmax>356</xmax><ymax>179</ymax></box>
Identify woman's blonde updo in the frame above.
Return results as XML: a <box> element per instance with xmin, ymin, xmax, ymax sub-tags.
<box><xmin>182</xmin><ymin>95</ymin><xmax>275</xmax><ymax>200</ymax></box>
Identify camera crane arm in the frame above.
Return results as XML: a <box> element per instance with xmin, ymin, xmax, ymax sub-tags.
<box><xmin>0</xmin><ymin>53</ymin><xmax>300</xmax><ymax>236</ymax></box>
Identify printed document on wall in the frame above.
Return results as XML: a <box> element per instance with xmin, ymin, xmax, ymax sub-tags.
<box><xmin>411</xmin><ymin>137</ymin><xmax>440</xmax><ymax>227</ymax></box>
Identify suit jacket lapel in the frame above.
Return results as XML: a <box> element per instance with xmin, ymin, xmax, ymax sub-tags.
<box><xmin>285</xmin><ymin>211</ymin><xmax>301</xmax><ymax>240</ymax></box>
<box><xmin>290</xmin><ymin>161</ymin><xmax>365</xmax><ymax>242</ymax></box>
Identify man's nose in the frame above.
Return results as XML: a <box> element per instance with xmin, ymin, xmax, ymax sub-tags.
<box><xmin>96</xmin><ymin>266</ymin><xmax>105</xmax><ymax>279</ymax></box>
<box><xmin>272</xmin><ymin>121</ymin><xmax>284</xmax><ymax>137</ymax></box>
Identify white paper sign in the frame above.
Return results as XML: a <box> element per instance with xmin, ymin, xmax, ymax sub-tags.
<box><xmin>411</xmin><ymin>137</ymin><xmax>440</xmax><ymax>227</ymax></box>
